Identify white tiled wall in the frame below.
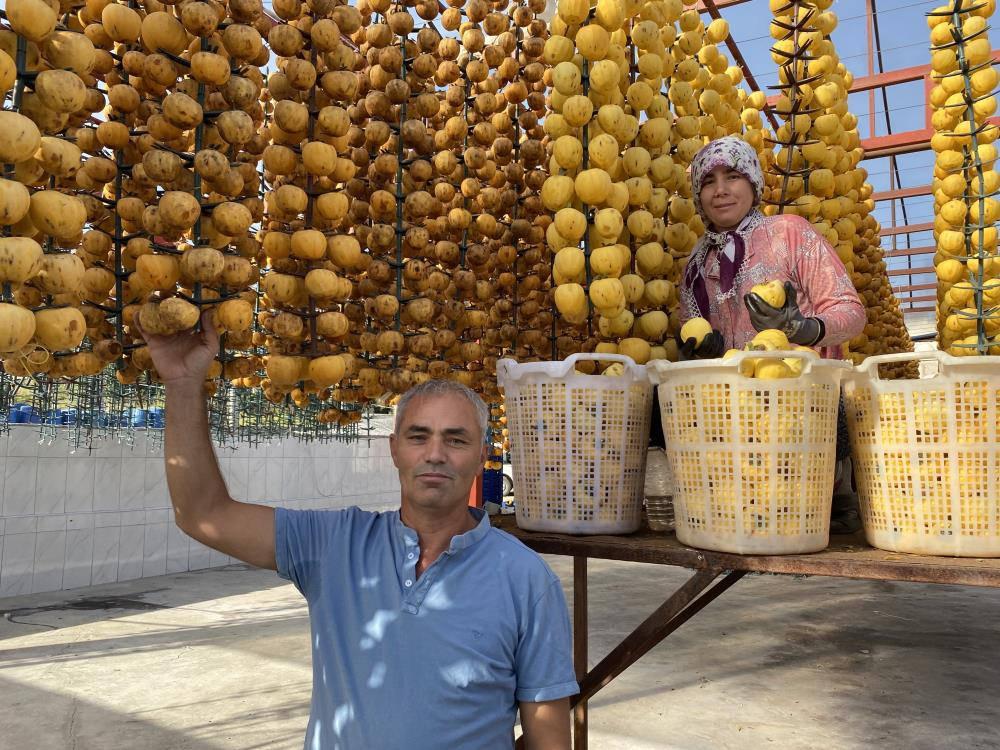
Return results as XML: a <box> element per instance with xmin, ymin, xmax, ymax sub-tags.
<box><xmin>0</xmin><ymin>426</ymin><xmax>399</xmax><ymax>598</ymax></box>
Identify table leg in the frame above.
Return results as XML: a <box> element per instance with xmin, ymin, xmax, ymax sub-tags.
<box><xmin>573</xmin><ymin>568</ymin><xmax>744</xmax><ymax>706</ymax></box>
<box><xmin>573</xmin><ymin>555</ymin><xmax>587</xmax><ymax>750</ymax></box>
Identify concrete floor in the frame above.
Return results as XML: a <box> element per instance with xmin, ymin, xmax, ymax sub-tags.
<box><xmin>0</xmin><ymin>555</ymin><xmax>998</xmax><ymax>749</ymax></box>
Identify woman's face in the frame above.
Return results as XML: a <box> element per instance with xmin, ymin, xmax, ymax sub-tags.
<box><xmin>699</xmin><ymin>165</ymin><xmax>756</xmax><ymax>231</ymax></box>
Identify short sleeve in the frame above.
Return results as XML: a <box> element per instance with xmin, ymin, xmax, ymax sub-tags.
<box><xmin>275</xmin><ymin>508</ymin><xmax>348</xmax><ymax>599</ymax></box>
<box><xmin>514</xmin><ymin>578</ymin><xmax>579</xmax><ymax>703</ymax></box>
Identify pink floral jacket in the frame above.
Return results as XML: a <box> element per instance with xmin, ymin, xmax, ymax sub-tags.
<box><xmin>679</xmin><ymin>214</ymin><xmax>866</xmax><ymax>359</ymax></box>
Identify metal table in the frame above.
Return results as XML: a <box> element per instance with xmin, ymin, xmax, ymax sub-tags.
<box><xmin>495</xmin><ymin>515</ymin><xmax>1000</xmax><ymax>750</ymax></box>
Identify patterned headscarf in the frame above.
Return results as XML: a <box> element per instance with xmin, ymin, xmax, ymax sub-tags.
<box><xmin>690</xmin><ymin>135</ymin><xmax>765</xmax><ymax>222</ymax></box>
<box><xmin>682</xmin><ymin>136</ymin><xmax>767</xmax><ymax>320</ymax></box>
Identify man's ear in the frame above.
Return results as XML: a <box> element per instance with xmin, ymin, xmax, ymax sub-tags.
<box><xmin>389</xmin><ymin>433</ymin><xmax>399</xmax><ymax>468</ymax></box>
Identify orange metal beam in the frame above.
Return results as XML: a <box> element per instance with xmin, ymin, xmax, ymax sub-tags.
<box><xmin>873</xmin><ymin>185</ymin><xmax>933</xmax><ymax>201</ymax></box>
<box><xmin>852</xmin><ymin>52</ymin><xmax>1000</xmax><ymax>93</ymax></box>
<box><xmin>850</xmin><ymin>62</ymin><xmax>933</xmax><ymax>93</ymax></box>
<box><xmin>896</xmin><ymin>294</ymin><xmax>938</xmax><ymax>303</ymax></box>
<box><xmin>881</xmin><ymin>222</ymin><xmax>934</xmax><ymax>237</ymax></box>
<box><xmin>694</xmin><ymin>0</ymin><xmax>751</xmax><ymax>10</ymax></box>
<box><xmin>894</xmin><ymin>282</ymin><xmax>938</xmax><ymax>293</ymax></box>
<box><xmin>883</xmin><ymin>245</ymin><xmax>936</xmax><ymax>258</ymax></box>
<box><xmin>765</xmin><ymin>50</ymin><xmax>1000</xmax><ymax>159</ymax></box>
<box><xmin>864</xmin><ymin>116</ymin><xmax>1000</xmax><ymax>159</ymax></box>
<box><xmin>900</xmin><ymin>305</ymin><xmax>937</xmax><ymax>313</ymax></box>
<box><xmin>887</xmin><ymin>265</ymin><xmax>934</xmax><ymax>277</ymax></box>
<box><xmin>863</xmin><ymin>129</ymin><xmax>936</xmax><ymax>158</ymax></box>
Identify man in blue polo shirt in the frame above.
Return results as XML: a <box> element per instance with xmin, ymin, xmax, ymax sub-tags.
<box><xmin>143</xmin><ymin>314</ymin><xmax>578</xmax><ymax>749</ymax></box>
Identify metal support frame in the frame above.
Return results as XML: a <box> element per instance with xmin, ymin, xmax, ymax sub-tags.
<box><xmin>499</xmin><ymin>513</ymin><xmax>1000</xmax><ymax>748</ymax></box>
<box><xmin>881</xmin><ymin>222</ymin><xmax>935</xmax><ymax>237</ymax></box>
<box><xmin>572</xmin><ymin>570</ymin><xmax>746</xmax><ymax>708</ymax></box>
<box><xmin>514</xmin><ymin>561</ymin><xmax>745</xmax><ymax>750</ymax></box>
<box><xmin>884</xmin><ymin>245</ymin><xmax>935</xmax><ymax>258</ymax></box>
<box><xmin>694</xmin><ymin>0</ymin><xmax>751</xmax><ymax>10</ymax></box>
<box><xmin>887</xmin><ymin>265</ymin><xmax>934</xmax><ymax>277</ymax></box>
<box><xmin>873</xmin><ymin>185</ymin><xmax>934</xmax><ymax>201</ymax></box>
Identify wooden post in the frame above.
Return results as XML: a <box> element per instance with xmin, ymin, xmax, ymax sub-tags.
<box><xmin>573</xmin><ymin>556</ymin><xmax>588</xmax><ymax>750</ymax></box>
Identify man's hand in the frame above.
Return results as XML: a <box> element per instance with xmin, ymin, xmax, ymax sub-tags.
<box><xmin>138</xmin><ymin>310</ymin><xmax>219</xmax><ymax>386</ymax></box>
<box><xmin>145</xmin><ymin>307</ymin><xmax>277</xmax><ymax>571</ymax></box>
<box><xmin>744</xmin><ymin>281</ymin><xmax>824</xmax><ymax>345</ymax></box>
<box><xmin>676</xmin><ymin>330</ymin><xmax>725</xmax><ymax>361</ymax></box>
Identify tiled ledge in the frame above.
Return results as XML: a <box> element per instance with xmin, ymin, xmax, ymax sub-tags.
<box><xmin>0</xmin><ymin>427</ymin><xmax>399</xmax><ymax>598</ymax></box>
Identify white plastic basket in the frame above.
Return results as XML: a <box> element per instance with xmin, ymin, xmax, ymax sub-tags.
<box><xmin>497</xmin><ymin>354</ymin><xmax>652</xmax><ymax>534</ymax></box>
<box><xmin>842</xmin><ymin>351</ymin><xmax>1000</xmax><ymax>557</ymax></box>
<box><xmin>649</xmin><ymin>351</ymin><xmax>850</xmax><ymax>554</ymax></box>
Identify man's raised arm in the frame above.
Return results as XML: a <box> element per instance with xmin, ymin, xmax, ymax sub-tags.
<box><xmin>143</xmin><ymin>313</ymin><xmax>276</xmax><ymax>570</ymax></box>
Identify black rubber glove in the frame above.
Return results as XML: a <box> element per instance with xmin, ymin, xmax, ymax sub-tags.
<box><xmin>744</xmin><ymin>281</ymin><xmax>825</xmax><ymax>346</ymax></box>
<box><xmin>677</xmin><ymin>330</ymin><xmax>726</xmax><ymax>361</ymax></box>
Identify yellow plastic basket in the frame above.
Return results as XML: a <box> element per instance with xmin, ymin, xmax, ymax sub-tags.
<box><xmin>649</xmin><ymin>352</ymin><xmax>850</xmax><ymax>554</ymax></box>
<box><xmin>842</xmin><ymin>351</ymin><xmax>1000</xmax><ymax>557</ymax></box>
<box><xmin>497</xmin><ymin>354</ymin><xmax>652</xmax><ymax>535</ymax></box>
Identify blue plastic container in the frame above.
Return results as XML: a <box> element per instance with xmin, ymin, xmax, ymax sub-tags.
<box><xmin>482</xmin><ymin>469</ymin><xmax>503</xmax><ymax>504</ymax></box>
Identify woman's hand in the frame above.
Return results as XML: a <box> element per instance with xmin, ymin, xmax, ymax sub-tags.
<box><xmin>744</xmin><ymin>281</ymin><xmax>825</xmax><ymax>346</ymax></box>
<box><xmin>137</xmin><ymin>310</ymin><xmax>220</xmax><ymax>386</ymax></box>
<box><xmin>676</xmin><ymin>330</ymin><xmax>726</xmax><ymax>360</ymax></box>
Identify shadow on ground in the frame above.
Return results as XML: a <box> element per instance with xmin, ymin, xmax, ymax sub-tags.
<box><xmin>544</xmin><ymin>555</ymin><xmax>1000</xmax><ymax>750</ymax></box>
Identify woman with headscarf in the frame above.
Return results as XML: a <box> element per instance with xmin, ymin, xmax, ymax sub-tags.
<box><xmin>657</xmin><ymin>136</ymin><xmax>866</xmax><ymax>532</ymax></box>
<box><xmin>678</xmin><ymin>135</ymin><xmax>866</xmax><ymax>358</ymax></box>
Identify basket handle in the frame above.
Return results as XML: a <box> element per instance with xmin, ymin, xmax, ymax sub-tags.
<box><xmin>562</xmin><ymin>352</ymin><xmax>646</xmax><ymax>377</ymax></box>
<box><xmin>855</xmin><ymin>351</ymin><xmax>935</xmax><ymax>376</ymax></box>
<box><xmin>856</xmin><ymin>349</ymin><xmax>1000</xmax><ymax>379</ymax></box>
<box><xmin>648</xmin><ymin>348</ymin><xmax>850</xmax><ymax>383</ymax></box>
<box><xmin>722</xmin><ymin>349</ymin><xmax>833</xmax><ymax>377</ymax></box>
<box><xmin>497</xmin><ymin>353</ymin><xmax>645</xmax><ymax>386</ymax></box>
<box><xmin>563</xmin><ymin>352</ymin><xmax>636</xmax><ymax>365</ymax></box>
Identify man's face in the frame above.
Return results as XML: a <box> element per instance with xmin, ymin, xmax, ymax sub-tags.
<box><xmin>390</xmin><ymin>393</ymin><xmax>487</xmax><ymax>515</ymax></box>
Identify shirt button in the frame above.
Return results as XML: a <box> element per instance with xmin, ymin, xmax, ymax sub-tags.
<box><xmin>405</xmin><ymin>580</ymin><xmax>413</xmax><ymax>587</ymax></box>
<box><xmin>407</xmin><ymin>553</ymin><xmax>414</xmax><ymax>560</ymax></box>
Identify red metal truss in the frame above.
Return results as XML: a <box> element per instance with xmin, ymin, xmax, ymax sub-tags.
<box><xmin>883</xmin><ymin>246</ymin><xmax>935</xmax><ymax>259</ymax></box>
<box><xmin>880</xmin><ymin>222</ymin><xmax>934</xmax><ymax>237</ymax></box>
<box><xmin>859</xmin><ymin>51</ymin><xmax>1000</xmax><ymax>158</ymax></box>
<box><xmin>896</xmin><ymin>294</ymin><xmax>937</xmax><ymax>304</ymax></box>
<box><xmin>894</xmin><ymin>282</ymin><xmax>938</xmax><ymax>293</ymax></box>
<box><xmin>887</xmin><ymin>266</ymin><xmax>934</xmax><ymax>276</ymax></box>
<box><xmin>873</xmin><ymin>185</ymin><xmax>933</xmax><ymax>202</ymax></box>
<box><xmin>694</xmin><ymin>0</ymin><xmax>751</xmax><ymax>10</ymax></box>
<box><xmin>764</xmin><ymin>53</ymin><xmax>999</xmax><ymax>158</ymax></box>
<box><xmin>851</xmin><ymin>62</ymin><xmax>935</xmax><ymax>93</ymax></box>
